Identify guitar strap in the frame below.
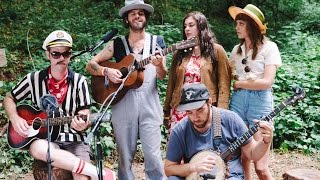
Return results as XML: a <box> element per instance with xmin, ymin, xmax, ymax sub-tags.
<box><xmin>212</xmin><ymin>106</ymin><xmax>222</xmax><ymax>152</ymax></box>
<box><xmin>120</xmin><ymin>33</ymin><xmax>156</xmax><ymax>59</ymax></box>
<box><xmin>212</xmin><ymin>106</ymin><xmax>231</xmax><ymax>178</ymax></box>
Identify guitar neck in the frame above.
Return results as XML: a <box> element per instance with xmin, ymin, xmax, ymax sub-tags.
<box><xmin>137</xmin><ymin>45</ymin><xmax>176</xmax><ymax>67</ymax></box>
<box><xmin>220</xmin><ymin>102</ymin><xmax>287</xmax><ymax>160</ymax></box>
<box><xmin>41</xmin><ymin>113</ymin><xmax>102</xmax><ymax>127</ymax></box>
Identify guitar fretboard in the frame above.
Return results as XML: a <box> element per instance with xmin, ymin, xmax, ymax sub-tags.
<box><xmin>41</xmin><ymin>114</ymin><xmax>89</xmax><ymax>127</ymax></box>
<box><xmin>40</xmin><ymin>113</ymin><xmax>110</xmax><ymax>127</ymax></box>
<box><xmin>136</xmin><ymin>45</ymin><xmax>177</xmax><ymax>69</ymax></box>
<box><xmin>220</xmin><ymin>102</ymin><xmax>287</xmax><ymax>160</ymax></box>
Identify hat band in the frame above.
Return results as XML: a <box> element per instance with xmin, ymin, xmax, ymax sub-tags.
<box><xmin>47</xmin><ymin>41</ymin><xmax>72</xmax><ymax>47</ymax></box>
<box><xmin>245</xmin><ymin>6</ymin><xmax>265</xmax><ymax>23</ymax></box>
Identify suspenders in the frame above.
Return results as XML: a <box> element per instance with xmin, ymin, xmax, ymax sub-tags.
<box><xmin>120</xmin><ymin>34</ymin><xmax>158</xmax><ymax>56</ymax></box>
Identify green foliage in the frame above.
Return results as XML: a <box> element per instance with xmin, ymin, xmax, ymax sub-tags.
<box><xmin>0</xmin><ymin>135</ymin><xmax>33</xmax><ymax>177</ymax></box>
<box><xmin>272</xmin><ymin>22</ymin><xmax>320</xmax><ymax>153</ymax></box>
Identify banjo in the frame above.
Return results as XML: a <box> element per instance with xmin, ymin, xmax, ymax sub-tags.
<box><xmin>186</xmin><ymin>87</ymin><xmax>305</xmax><ymax>180</ymax></box>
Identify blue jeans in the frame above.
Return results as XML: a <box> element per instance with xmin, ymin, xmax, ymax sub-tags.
<box><xmin>230</xmin><ymin>89</ymin><xmax>273</xmax><ymax>127</ymax></box>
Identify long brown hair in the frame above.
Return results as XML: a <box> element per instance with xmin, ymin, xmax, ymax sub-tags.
<box><xmin>173</xmin><ymin>11</ymin><xmax>217</xmax><ymax>65</ymax></box>
<box><xmin>235</xmin><ymin>13</ymin><xmax>265</xmax><ymax>60</ymax></box>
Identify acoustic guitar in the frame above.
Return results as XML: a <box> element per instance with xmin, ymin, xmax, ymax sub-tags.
<box><xmin>186</xmin><ymin>87</ymin><xmax>306</xmax><ymax>180</ymax></box>
<box><xmin>7</xmin><ymin>104</ymin><xmax>111</xmax><ymax>149</ymax></box>
<box><xmin>91</xmin><ymin>37</ymin><xmax>199</xmax><ymax>105</ymax></box>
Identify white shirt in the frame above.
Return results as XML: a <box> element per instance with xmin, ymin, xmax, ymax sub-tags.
<box><xmin>230</xmin><ymin>39</ymin><xmax>282</xmax><ymax>80</ymax></box>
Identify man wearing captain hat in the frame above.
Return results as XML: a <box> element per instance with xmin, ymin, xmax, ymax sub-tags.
<box><xmin>4</xmin><ymin>30</ymin><xmax>116</xmax><ymax>180</ymax></box>
<box><xmin>86</xmin><ymin>0</ymin><xmax>167</xmax><ymax>179</ymax></box>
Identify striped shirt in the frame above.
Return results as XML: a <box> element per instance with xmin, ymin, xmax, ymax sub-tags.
<box><xmin>11</xmin><ymin>66</ymin><xmax>91</xmax><ymax>142</ymax></box>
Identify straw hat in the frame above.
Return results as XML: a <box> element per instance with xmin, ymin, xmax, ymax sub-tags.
<box><xmin>42</xmin><ymin>30</ymin><xmax>73</xmax><ymax>50</ymax></box>
<box><xmin>228</xmin><ymin>4</ymin><xmax>267</xmax><ymax>34</ymax></box>
<box><xmin>119</xmin><ymin>0</ymin><xmax>154</xmax><ymax>17</ymax></box>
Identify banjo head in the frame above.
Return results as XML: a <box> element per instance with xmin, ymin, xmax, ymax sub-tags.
<box><xmin>186</xmin><ymin>150</ymin><xmax>226</xmax><ymax>180</ymax></box>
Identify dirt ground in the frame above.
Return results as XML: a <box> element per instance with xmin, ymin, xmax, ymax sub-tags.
<box><xmin>132</xmin><ymin>151</ymin><xmax>320</xmax><ymax>180</ymax></box>
<box><xmin>9</xmin><ymin>150</ymin><xmax>320</xmax><ymax>180</ymax></box>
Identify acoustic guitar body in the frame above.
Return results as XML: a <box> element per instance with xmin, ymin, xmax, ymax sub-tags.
<box><xmin>7</xmin><ymin>105</ymin><xmax>61</xmax><ymax>149</ymax></box>
<box><xmin>90</xmin><ymin>37</ymin><xmax>200</xmax><ymax>105</ymax></box>
<box><xmin>91</xmin><ymin>54</ymin><xmax>143</xmax><ymax>105</ymax></box>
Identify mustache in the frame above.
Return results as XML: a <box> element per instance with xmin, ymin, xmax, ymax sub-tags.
<box><xmin>56</xmin><ymin>61</ymin><xmax>67</xmax><ymax>65</ymax></box>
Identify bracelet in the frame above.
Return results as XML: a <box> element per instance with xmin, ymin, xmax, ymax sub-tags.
<box><xmin>101</xmin><ymin>67</ymin><xmax>105</xmax><ymax>76</ymax></box>
<box><xmin>101</xmin><ymin>67</ymin><xmax>108</xmax><ymax>76</ymax></box>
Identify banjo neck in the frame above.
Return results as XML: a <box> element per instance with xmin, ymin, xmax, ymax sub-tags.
<box><xmin>220</xmin><ymin>101</ymin><xmax>287</xmax><ymax>160</ymax></box>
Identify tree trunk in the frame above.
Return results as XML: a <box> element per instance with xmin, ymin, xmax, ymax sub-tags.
<box><xmin>32</xmin><ymin>160</ymin><xmax>73</xmax><ymax>180</ymax></box>
<box><xmin>283</xmin><ymin>168</ymin><xmax>320</xmax><ymax>180</ymax></box>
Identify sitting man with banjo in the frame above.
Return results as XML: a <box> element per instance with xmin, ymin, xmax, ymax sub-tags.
<box><xmin>164</xmin><ymin>83</ymin><xmax>274</xmax><ymax>180</ymax></box>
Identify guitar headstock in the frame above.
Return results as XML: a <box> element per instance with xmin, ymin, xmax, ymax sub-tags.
<box><xmin>283</xmin><ymin>87</ymin><xmax>306</xmax><ymax>106</ymax></box>
<box><xmin>175</xmin><ymin>37</ymin><xmax>199</xmax><ymax>50</ymax></box>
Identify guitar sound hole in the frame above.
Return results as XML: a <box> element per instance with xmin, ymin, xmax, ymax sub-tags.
<box><xmin>33</xmin><ymin>118</ymin><xmax>42</xmax><ymax>130</ymax></box>
<box><xmin>120</xmin><ymin>67</ymin><xmax>128</xmax><ymax>79</ymax></box>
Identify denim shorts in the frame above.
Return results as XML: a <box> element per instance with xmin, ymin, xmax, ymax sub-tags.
<box><xmin>230</xmin><ymin>89</ymin><xmax>273</xmax><ymax>127</ymax></box>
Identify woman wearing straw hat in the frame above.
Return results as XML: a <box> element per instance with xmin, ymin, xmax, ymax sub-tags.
<box><xmin>228</xmin><ymin>4</ymin><xmax>282</xmax><ymax>180</ymax></box>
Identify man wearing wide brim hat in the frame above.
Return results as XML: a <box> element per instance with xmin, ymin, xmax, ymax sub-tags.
<box><xmin>86</xmin><ymin>0</ymin><xmax>167</xmax><ymax>179</ymax></box>
<box><xmin>228</xmin><ymin>4</ymin><xmax>267</xmax><ymax>34</ymax></box>
<box><xmin>119</xmin><ymin>0</ymin><xmax>154</xmax><ymax>17</ymax></box>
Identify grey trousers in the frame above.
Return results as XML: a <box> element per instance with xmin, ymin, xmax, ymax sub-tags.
<box><xmin>112</xmin><ymin>87</ymin><xmax>164</xmax><ymax>180</ymax></box>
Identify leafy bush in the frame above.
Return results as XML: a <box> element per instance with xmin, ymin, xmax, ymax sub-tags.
<box><xmin>0</xmin><ymin>136</ymin><xmax>33</xmax><ymax>178</ymax></box>
<box><xmin>272</xmin><ymin>23</ymin><xmax>320</xmax><ymax>153</ymax></box>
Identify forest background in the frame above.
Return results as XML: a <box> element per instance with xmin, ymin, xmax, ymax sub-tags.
<box><xmin>0</xmin><ymin>0</ymin><xmax>319</xmax><ymax>177</ymax></box>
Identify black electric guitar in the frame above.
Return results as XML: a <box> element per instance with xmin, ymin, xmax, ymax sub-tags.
<box><xmin>187</xmin><ymin>87</ymin><xmax>306</xmax><ymax>180</ymax></box>
<box><xmin>7</xmin><ymin>105</ymin><xmax>111</xmax><ymax>149</ymax></box>
<box><xmin>91</xmin><ymin>37</ymin><xmax>199</xmax><ymax>105</ymax></box>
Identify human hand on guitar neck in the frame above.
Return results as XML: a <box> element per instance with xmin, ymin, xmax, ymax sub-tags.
<box><xmin>254</xmin><ymin>120</ymin><xmax>274</xmax><ymax>144</ymax></box>
<box><xmin>151</xmin><ymin>51</ymin><xmax>167</xmax><ymax>80</ymax></box>
<box><xmin>70</xmin><ymin>109</ymin><xmax>91</xmax><ymax>132</ymax></box>
<box><xmin>150</xmin><ymin>52</ymin><xmax>164</xmax><ymax>67</ymax></box>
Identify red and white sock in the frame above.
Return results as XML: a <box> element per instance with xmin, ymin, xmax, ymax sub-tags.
<box><xmin>72</xmin><ymin>158</ymin><xmax>107</xmax><ymax>180</ymax></box>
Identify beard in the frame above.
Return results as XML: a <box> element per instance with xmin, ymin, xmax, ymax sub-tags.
<box><xmin>128</xmin><ymin>19</ymin><xmax>147</xmax><ymax>32</ymax></box>
<box><xmin>193</xmin><ymin>118</ymin><xmax>209</xmax><ymax>129</ymax></box>
<box><xmin>192</xmin><ymin>103</ymin><xmax>211</xmax><ymax>129</ymax></box>
<box><xmin>194</xmin><ymin>121</ymin><xmax>207</xmax><ymax>129</ymax></box>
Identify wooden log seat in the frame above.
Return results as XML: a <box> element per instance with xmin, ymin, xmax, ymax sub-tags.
<box><xmin>283</xmin><ymin>168</ymin><xmax>320</xmax><ymax>180</ymax></box>
<box><xmin>32</xmin><ymin>160</ymin><xmax>73</xmax><ymax>180</ymax></box>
